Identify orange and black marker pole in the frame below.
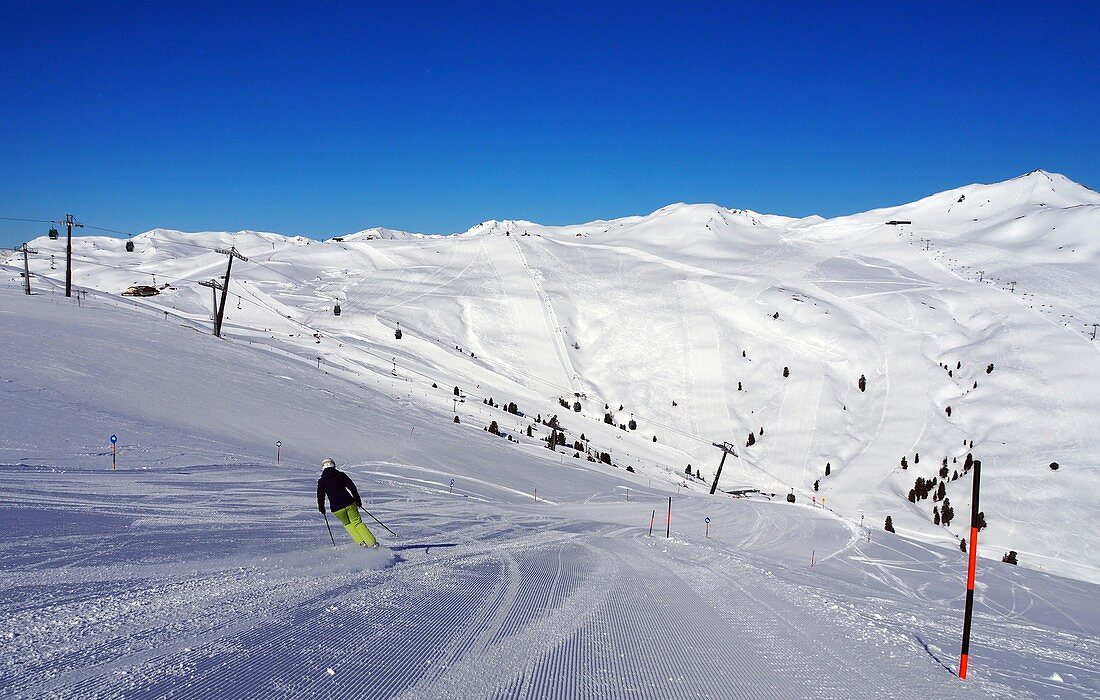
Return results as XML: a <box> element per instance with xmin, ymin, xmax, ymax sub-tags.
<box><xmin>959</xmin><ymin>459</ymin><xmax>982</xmax><ymax>679</ymax></box>
<box><xmin>666</xmin><ymin>497</ymin><xmax>672</xmax><ymax>538</ymax></box>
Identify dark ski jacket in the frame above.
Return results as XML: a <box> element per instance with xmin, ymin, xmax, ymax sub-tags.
<box><xmin>317</xmin><ymin>466</ymin><xmax>362</xmax><ymax>513</ymax></box>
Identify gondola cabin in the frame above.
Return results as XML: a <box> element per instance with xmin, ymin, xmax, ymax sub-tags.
<box><xmin>333</xmin><ymin>303</ymin><xmax>341</xmax><ymax>316</ymax></box>
<box><xmin>48</xmin><ymin>227</ymin><xmax>59</xmax><ymax>240</ymax></box>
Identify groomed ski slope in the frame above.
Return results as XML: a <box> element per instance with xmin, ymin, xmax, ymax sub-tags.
<box><xmin>1</xmin><ymin>279</ymin><xmax>1098</xmax><ymax>699</ymax></box>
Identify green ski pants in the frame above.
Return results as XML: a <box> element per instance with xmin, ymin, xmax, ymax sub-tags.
<box><xmin>333</xmin><ymin>504</ymin><xmax>377</xmax><ymax>547</ymax></box>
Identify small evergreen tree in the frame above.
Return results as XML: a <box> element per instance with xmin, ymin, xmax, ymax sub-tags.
<box><xmin>737</xmin><ymin>381</ymin><xmax>742</xmax><ymax>391</ymax></box>
<box><xmin>884</xmin><ymin>516</ymin><xmax>895</xmax><ymax>533</ymax></box>
<box><xmin>526</xmin><ymin>425</ymin><xmax>533</xmax><ymax>438</ymax></box>
<box><xmin>783</xmin><ymin>366</ymin><xmax>790</xmax><ymax>378</ymax></box>
<box><xmin>488</xmin><ymin>420</ymin><xmax>500</xmax><ymax>435</ymax></box>
<box><xmin>960</xmin><ymin>539</ymin><xmax>967</xmax><ymax>553</ymax></box>
<box><xmin>915</xmin><ymin>452</ymin><xmax>920</xmax><ymax>464</ymax></box>
<box><xmin>814</xmin><ymin>479</ymin><xmax>820</xmax><ymax>492</ymax></box>
<box><xmin>825</xmin><ymin>462</ymin><xmax>831</xmax><ymax>476</ymax></box>
<box><xmin>986</xmin><ymin>363</ymin><xmax>994</xmax><ymax>374</ymax></box>
<box><xmin>604</xmin><ymin>412</ymin><xmax>614</xmax><ymax>425</ymax></box>
<box><xmin>652</xmin><ymin>435</ymin><xmax>657</xmax><ymax>443</ymax></box>
<box><xmin>858</xmin><ymin>374</ymin><xmax>866</xmax><ymax>392</ymax></box>
<box><xmin>1049</xmin><ymin>462</ymin><xmax>1059</xmax><ymax>471</ymax></box>
<box><xmin>1002</xmin><ymin>551</ymin><xmax>1018</xmax><ymax>565</ymax></box>
<box><xmin>573</xmin><ymin>401</ymin><xmax>581</xmax><ymax>412</ymax></box>
<box><xmin>945</xmin><ymin>405</ymin><xmax>952</xmax><ymax>417</ymax></box>
<box><xmin>901</xmin><ymin>456</ymin><xmax>908</xmax><ymax>469</ymax></box>
<box><xmin>747</xmin><ymin>432</ymin><xmax>756</xmax><ymax>447</ymax></box>
<box><xmin>685</xmin><ymin>465</ymin><xmax>692</xmax><ymax>476</ymax></box>
<box><xmin>975</xmin><ymin>511</ymin><xmax>988</xmax><ymax>531</ymax></box>
<box><xmin>933</xmin><ymin>507</ymin><xmax>941</xmax><ymax>525</ymax></box>
<box><xmin>941</xmin><ymin>499</ymin><xmax>954</xmax><ymax>527</ymax></box>
<box><xmin>454</xmin><ymin>386</ymin><xmax>460</xmax><ymax>396</ymax></box>
<box><xmin>454</xmin><ymin>416</ymin><xmax>460</xmax><ymax>423</ymax></box>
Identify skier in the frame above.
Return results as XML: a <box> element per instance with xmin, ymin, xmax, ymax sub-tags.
<box><xmin>317</xmin><ymin>458</ymin><xmax>378</xmax><ymax>547</ymax></box>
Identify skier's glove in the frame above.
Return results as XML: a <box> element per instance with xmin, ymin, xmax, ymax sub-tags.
<box><xmin>355</xmin><ymin>500</ymin><xmax>363</xmax><ymax>509</ymax></box>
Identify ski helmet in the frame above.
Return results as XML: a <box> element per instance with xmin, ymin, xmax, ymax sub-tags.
<box><xmin>321</xmin><ymin>457</ymin><xmax>336</xmax><ymax>469</ymax></box>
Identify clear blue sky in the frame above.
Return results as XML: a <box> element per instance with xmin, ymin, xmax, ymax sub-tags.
<box><xmin>2</xmin><ymin>1</ymin><xmax>1097</xmax><ymax>247</ymax></box>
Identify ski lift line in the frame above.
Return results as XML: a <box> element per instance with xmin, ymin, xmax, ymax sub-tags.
<box><xmin>52</xmin><ymin>254</ymin><xmax>283</xmax><ymax>321</ymax></box>
<box><xmin>82</xmin><ymin>223</ymin><xmax>138</xmax><ymax>237</ymax></box>
<box><xmin>0</xmin><ymin>216</ymin><xmax>57</xmax><ymax>224</ymax></box>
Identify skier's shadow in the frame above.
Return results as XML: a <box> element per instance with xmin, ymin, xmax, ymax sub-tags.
<box><xmin>389</xmin><ymin>542</ymin><xmax>460</xmax><ymax>555</ymax></box>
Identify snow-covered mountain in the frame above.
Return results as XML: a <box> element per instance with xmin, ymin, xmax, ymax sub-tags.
<box><xmin>6</xmin><ymin>170</ymin><xmax>1099</xmax><ymax>585</ymax></box>
<box><xmin>3</xmin><ymin>171</ymin><xmax>1100</xmax><ymax>698</ymax></box>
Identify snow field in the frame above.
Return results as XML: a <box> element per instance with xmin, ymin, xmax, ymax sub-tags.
<box><xmin>3</xmin><ymin>170</ymin><xmax>1100</xmax><ymax>697</ymax></box>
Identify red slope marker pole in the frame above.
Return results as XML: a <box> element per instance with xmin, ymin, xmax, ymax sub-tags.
<box><xmin>959</xmin><ymin>459</ymin><xmax>982</xmax><ymax>679</ymax></box>
<box><xmin>648</xmin><ymin>510</ymin><xmax>655</xmax><ymax>537</ymax></box>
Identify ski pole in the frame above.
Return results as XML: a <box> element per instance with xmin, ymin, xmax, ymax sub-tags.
<box><xmin>360</xmin><ymin>507</ymin><xmax>398</xmax><ymax>537</ymax></box>
<box><xmin>322</xmin><ymin>512</ymin><xmax>337</xmax><ymax>548</ymax></box>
